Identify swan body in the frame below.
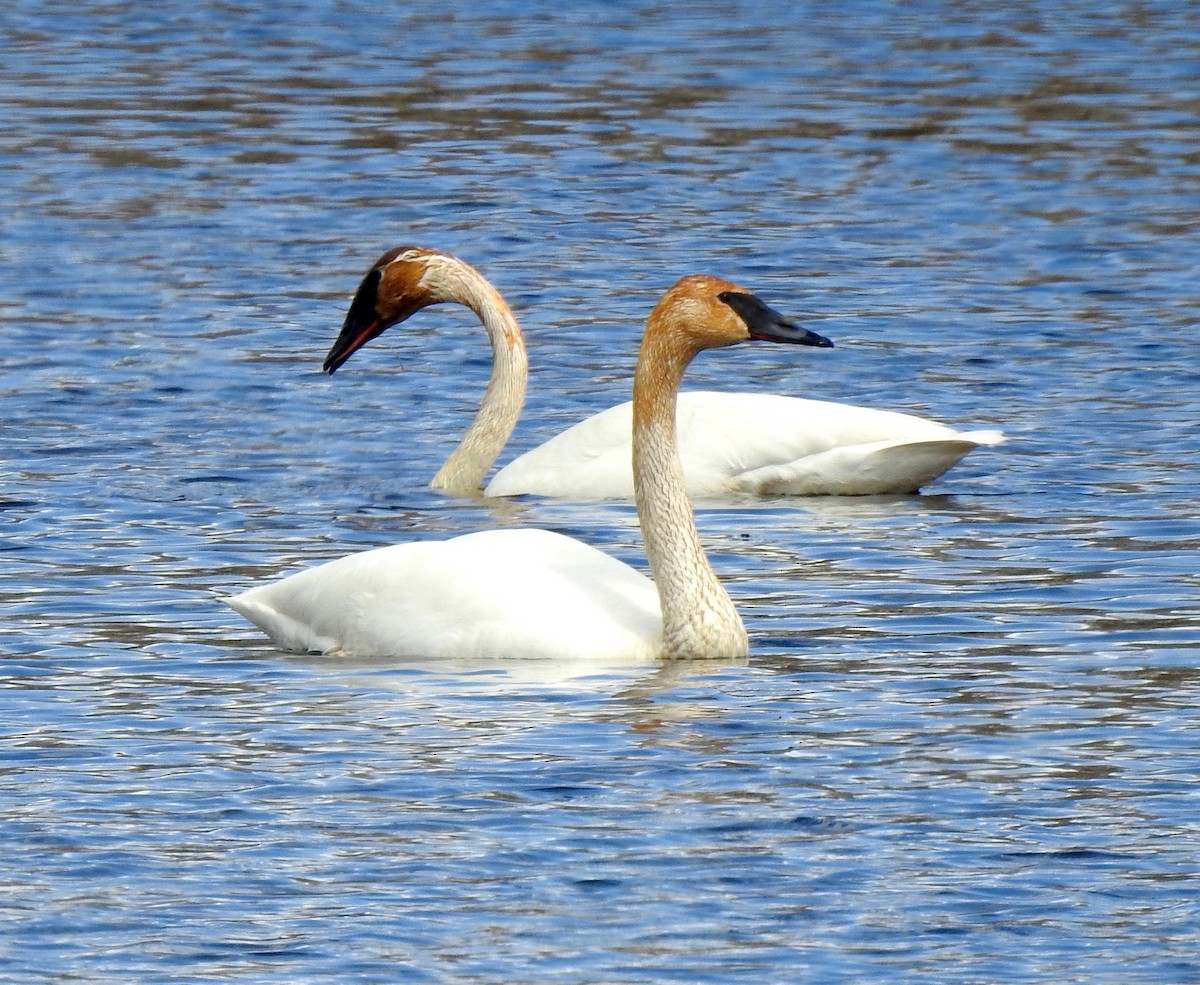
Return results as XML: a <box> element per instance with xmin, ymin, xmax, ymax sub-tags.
<box><xmin>228</xmin><ymin>529</ymin><xmax>662</xmax><ymax>661</ymax></box>
<box><xmin>487</xmin><ymin>391</ymin><xmax>1003</xmax><ymax>498</ymax></box>
<box><xmin>323</xmin><ymin>246</ymin><xmax>1002</xmax><ymax>498</ymax></box>
<box><xmin>230</xmin><ymin>274</ymin><xmax>833</xmax><ymax>661</ymax></box>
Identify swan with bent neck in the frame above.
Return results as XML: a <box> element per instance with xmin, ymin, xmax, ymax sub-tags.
<box><xmin>324</xmin><ymin>246</ymin><xmax>1002</xmax><ymax>498</ymax></box>
<box><xmin>229</xmin><ymin>275</ymin><xmax>833</xmax><ymax>661</ymax></box>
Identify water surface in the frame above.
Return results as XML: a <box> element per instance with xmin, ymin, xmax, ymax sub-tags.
<box><xmin>2</xmin><ymin>2</ymin><xmax>1199</xmax><ymax>982</ymax></box>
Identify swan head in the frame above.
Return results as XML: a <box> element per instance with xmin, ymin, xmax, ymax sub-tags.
<box><xmin>324</xmin><ymin>246</ymin><xmax>464</xmax><ymax>374</ymax></box>
<box><xmin>650</xmin><ymin>275</ymin><xmax>833</xmax><ymax>354</ymax></box>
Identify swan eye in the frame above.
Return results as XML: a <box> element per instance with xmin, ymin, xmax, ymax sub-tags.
<box><xmin>716</xmin><ymin>290</ymin><xmax>762</xmax><ymax>323</ymax></box>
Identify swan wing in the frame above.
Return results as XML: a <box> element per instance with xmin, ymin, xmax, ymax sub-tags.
<box><xmin>486</xmin><ymin>391</ymin><xmax>1003</xmax><ymax>498</ymax></box>
<box><xmin>729</xmin><ymin>435</ymin><xmax>999</xmax><ymax>495</ymax></box>
<box><xmin>679</xmin><ymin>393</ymin><xmax>1004</xmax><ymax>495</ymax></box>
<box><xmin>228</xmin><ymin>529</ymin><xmax>661</xmax><ymax>662</ymax></box>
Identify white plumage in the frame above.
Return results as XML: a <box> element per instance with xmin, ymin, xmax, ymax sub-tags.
<box><xmin>228</xmin><ymin>529</ymin><xmax>661</xmax><ymax>661</ymax></box>
<box><xmin>488</xmin><ymin>391</ymin><xmax>1003</xmax><ymax>498</ymax></box>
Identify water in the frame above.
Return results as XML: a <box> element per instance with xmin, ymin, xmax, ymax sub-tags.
<box><xmin>3</xmin><ymin>1</ymin><xmax>1199</xmax><ymax>981</ymax></box>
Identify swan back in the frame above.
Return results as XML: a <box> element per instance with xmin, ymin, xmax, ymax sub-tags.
<box><xmin>230</xmin><ymin>529</ymin><xmax>661</xmax><ymax>661</ymax></box>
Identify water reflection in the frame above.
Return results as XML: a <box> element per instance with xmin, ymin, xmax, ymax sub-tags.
<box><xmin>318</xmin><ymin>652</ymin><xmax>748</xmax><ymax>700</ymax></box>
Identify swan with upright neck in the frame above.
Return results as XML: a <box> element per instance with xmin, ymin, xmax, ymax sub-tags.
<box><xmin>325</xmin><ymin>246</ymin><xmax>1002</xmax><ymax>498</ymax></box>
<box><xmin>229</xmin><ymin>275</ymin><xmax>833</xmax><ymax>661</ymax></box>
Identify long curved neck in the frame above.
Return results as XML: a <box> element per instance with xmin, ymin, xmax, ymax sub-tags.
<box><xmin>632</xmin><ymin>330</ymin><xmax>748</xmax><ymax>660</ymax></box>
<box><xmin>430</xmin><ymin>272</ymin><xmax>528</xmax><ymax>493</ymax></box>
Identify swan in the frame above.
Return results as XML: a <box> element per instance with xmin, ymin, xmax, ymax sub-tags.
<box><xmin>228</xmin><ymin>274</ymin><xmax>834</xmax><ymax>661</ymax></box>
<box><xmin>323</xmin><ymin>246</ymin><xmax>1002</xmax><ymax>498</ymax></box>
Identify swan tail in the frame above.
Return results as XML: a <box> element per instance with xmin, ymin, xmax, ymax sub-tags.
<box><xmin>227</xmin><ymin>590</ymin><xmax>342</xmax><ymax>655</ymax></box>
<box><xmin>957</xmin><ymin>428</ymin><xmax>1006</xmax><ymax>446</ymax></box>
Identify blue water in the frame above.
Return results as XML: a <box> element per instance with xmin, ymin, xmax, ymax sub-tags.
<box><xmin>3</xmin><ymin>1</ymin><xmax>1199</xmax><ymax>982</ymax></box>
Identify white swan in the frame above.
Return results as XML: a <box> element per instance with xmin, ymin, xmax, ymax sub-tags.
<box><xmin>229</xmin><ymin>275</ymin><xmax>834</xmax><ymax>661</ymax></box>
<box><xmin>323</xmin><ymin>246</ymin><xmax>1002</xmax><ymax>498</ymax></box>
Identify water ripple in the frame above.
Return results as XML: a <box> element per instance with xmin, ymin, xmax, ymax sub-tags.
<box><xmin>3</xmin><ymin>1</ymin><xmax>1200</xmax><ymax>982</ymax></box>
